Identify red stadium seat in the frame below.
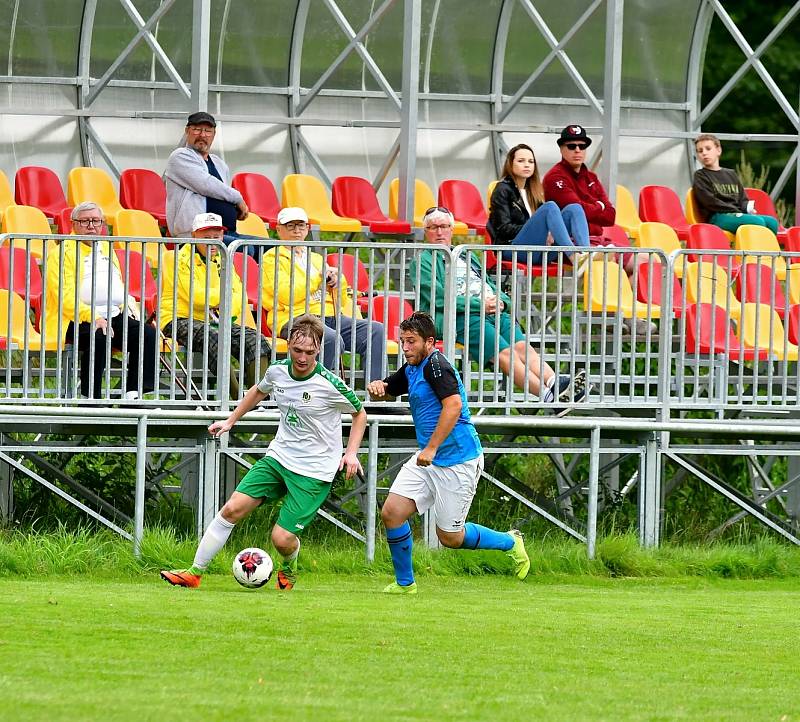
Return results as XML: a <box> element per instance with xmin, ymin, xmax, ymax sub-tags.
<box><xmin>326</xmin><ymin>253</ymin><xmax>373</xmax><ymax>313</ymax></box>
<box><xmin>785</xmin><ymin>226</ymin><xmax>800</xmax><ymax>255</ymax></box>
<box><xmin>119</xmin><ymin>169</ymin><xmax>167</xmax><ymax>226</ymax></box>
<box><xmin>638</xmin><ymin>185</ymin><xmax>690</xmax><ymax>241</ymax></box>
<box><xmin>786</xmin><ymin>305</ymin><xmax>800</xmax><ymax>345</ymax></box>
<box><xmin>56</xmin><ymin>207</ymin><xmax>73</xmax><ymax>235</ymax></box>
<box><xmin>745</xmin><ymin>187</ymin><xmax>788</xmax><ymax>245</ymax></box>
<box><xmin>635</xmin><ymin>260</ymin><xmax>683</xmax><ymax>317</ymax></box>
<box><xmin>114</xmin><ymin>248</ymin><xmax>157</xmax><ymax>317</ymax></box>
<box><xmin>438</xmin><ymin>179</ymin><xmax>488</xmax><ymax>235</ymax></box>
<box><xmin>231</xmin><ymin>251</ymin><xmax>262</xmax><ymax>309</ymax></box>
<box><xmin>231</xmin><ymin>173</ymin><xmax>280</xmax><ymax>228</ymax></box>
<box><xmin>735</xmin><ymin>262</ymin><xmax>788</xmax><ymax>318</ymax></box>
<box><xmin>331</xmin><ymin>176</ymin><xmax>411</xmax><ymax>235</ymax></box>
<box><xmin>370</xmin><ymin>294</ymin><xmax>413</xmax><ymax>343</ymax></box>
<box><xmin>0</xmin><ymin>246</ymin><xmax>43</xmax><ymax>322</ymax></box>
<box><xmin>14</xmin><ymin>166</ymin><xmax>69</xmax><ymax>220</ymax></box>
<box><xmin>684</xmin><ymin>303</ymin><xmax>765</xmax><ymax>360</ymax></box>
<box><xmin>687</xmin><ymin>223</ymin><xmax>740</xmax><ymax>275</ymax></box>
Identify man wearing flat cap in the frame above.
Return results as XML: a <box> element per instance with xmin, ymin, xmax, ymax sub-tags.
<box><xmin>164</xmin><ymin>111</ymin><xmax>251</xmax><ymax>244</ymax></box>
<box><xmin>543</xmin><ymin>124</ymin><xmax>616</xmax><ymax>237</ymax></box>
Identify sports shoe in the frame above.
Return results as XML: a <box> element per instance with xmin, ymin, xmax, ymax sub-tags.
<box><xmin>276</xmin><ymin>555</ymin><xmax>298</xmax><ymax>591</ymax></box>
<box><xmin>160</xmin><ymin>569</ymin><xmax>201</xmax><ymax>588</ymax></box>
<box><xmin>383</xmin><ymin>581</ymin><xmax>418</xmax><ymax>595</ymax></box>
<box><xmin>507</xmin><ymin>529</ymin><xmax>531</xmax><ymax>580</ymax></box>
<box><xmin>624</xmin><ymin>317</ymin><xmax>658</xmax><ymax>335</ymax></box>
<box><xmin>570</xmin><ymin>369</ymin><xmax>588</xmax><ymax>403</ymax></box>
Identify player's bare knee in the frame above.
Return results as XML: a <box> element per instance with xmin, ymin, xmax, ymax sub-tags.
<box><xmin>271</xmin><ymin>526</ymin><xmax>298</xmax><ymax>556</ymax></box>
<box><xmin>436</xmin><ymin>528</ymin><xmax>464</xmax><ymax>548</ymax></box>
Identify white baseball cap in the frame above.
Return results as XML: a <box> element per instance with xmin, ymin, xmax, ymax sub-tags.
<box><xmin>191</xmin><ymin>212</ymin><xmax>226</xmax><ymax>232</ymax></box>
<box><xmin>277</xmin><ymin>207</ymin><xmax>309</xmax><ymax>225</ymax></box>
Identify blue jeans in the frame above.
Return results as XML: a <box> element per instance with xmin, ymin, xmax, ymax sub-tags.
<box><xmin>223</xmin><ymin>231</ymin><xmax>266</xmax><ymax>258</ymax></box>
<box><xmin>501</xmin><ymin>202</ymin><xmax>589</xmax><ymax>263</ymax></box>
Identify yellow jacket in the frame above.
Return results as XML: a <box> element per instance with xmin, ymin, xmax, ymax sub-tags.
<box><xmin>159</xmin><ymin>243</ymin><xmax>253</xmax><ymax>330</ymax></box>
<box><xmin>43</xmin><ymin>239</ymin><xmax>126</xmax><ymax>344</ymax></box>
<box><xmin>260</xmin><ymin>245</ymin><xmax>351</xmax><ymax>335</ymax></box>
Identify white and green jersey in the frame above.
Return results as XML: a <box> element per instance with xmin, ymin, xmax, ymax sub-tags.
<box><xmin>256</xmin><ymin>360</ymin><xmax>363</xmax><ymax>482</ymax></box>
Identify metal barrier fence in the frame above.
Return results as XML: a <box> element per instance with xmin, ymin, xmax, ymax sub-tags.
<box><xmin>0</xmin><ymin>231</ymin><xmax>798</xmax><ymax>416</ymax></box>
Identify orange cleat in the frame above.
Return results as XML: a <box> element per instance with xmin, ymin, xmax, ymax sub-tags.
<box><xmin>160</xmin><ymin>569</ymin><xmax>201</xmax><ymax>588</ymax></box>
<box><xmin>276</xmin><ymin>569</ymin><xmax>295</xmax><ymax>591</ymax></box>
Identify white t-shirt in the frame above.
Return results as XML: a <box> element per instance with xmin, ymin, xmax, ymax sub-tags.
<box><xmin>257</xmin><ymin>360</ymin><xmax>363</xmax><ymax>482</ymax></box>
<box><xmin>454</xmin><ymin>257</ymin><xmax>493</xmax><ymax>299</ymax></box>
<box><xmin>81</xmin><ymin>248</ymin><xmax>125</xmax><ymax>319</ymax></box>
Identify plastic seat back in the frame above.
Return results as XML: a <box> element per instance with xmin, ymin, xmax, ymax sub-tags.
<box><xmin>438</xmin><ymin>179</ymin><xmax>488</xmax><ymax>232</ymax></box>
<box><xmin>0</xmin><ymin>247</ymin><xmax>43</xmax><ymax>318</ymax></box>
<box><xmin>683</xmin><ymin>261</ymin><xmax>740</xmax><ymax>317</ymax></box>
<box><xmin>583</xmin><ymin>260</ymin><xmax>655</xmax><ymax>318</ymax></box>
<box><xmin>684</xmin><ymin>188</ymin><xmax>704</xmax><ymax>225</ymax></box>
<box><xmin>231</xmin><ymin>173</ymin><xmax>280</xmax><ymax>227</ymax></box>
<box><xmin>735</xmin><ymin>224</ymin><xmax>786</xmax><ymax>279</ymax></box>
<box><xmin>745</xmin><ymin>187</ymin><xmax>782</xmax><ymax>224</ymax></box>
<box><xmin>736</xmin><ymin>262</ymin><xmax>787</xmax><ymax>317</ymax></box>
<box><xmin>236</xmin><ymin>212</ymin><xmax>269</xmax><ymax>238</ymax></box>
<box><xmin>686</xmin><ymin>223</ymin><xmax>738</xmax><ymax>268</ymax></box>
<box><xmin>282</xmin><ymin>174</ymin><xmax>361</xmax><ymax>232</ymax></box>
<box><xmin>786</xmin><ymin>266</ymin><xmax>800</xmax><ymax>305</ymax></box>
<box><xmin>486</xmin><ymin>181</ymin><xmax>499</xmax><ymax>212</ymax></box>
<box><xmin>370</xmin><ymin>294</ymin><xmax>413</xmax><ymax>343</ymax></box>
<box><xmin>2</xmin><ymin>205</ymin><xmax>54</xmax><ymax>260</ymax></box>
<box><xmin>67</xmin><ymin>167</ymin><xmax>124</xmax><ymax>224</ymax></box>
<box><xmin>684</xmin><ymin>303</ymin><xmax>756</xmax><ymax>359</ymax></box>
<box><xmin>119</xmin><ymin>169</ymin><xmax>167</xmax><ymax>225</ymax></box>
<box><xmin>637</xmin><ymin>221</ymin><xmax>685</xmax><ymax>276</ymax></box>
<box><xmin>114</xmin><ymin>209</ymin><xmax>165</xmax><ymax>267</ymax></box>
<box><xmin>615</xmin><ymin>185</ymin><xmax>641</xmax><ymax>239</ymax></box>
<box><xmin>739</xmin><ymin>302</ymin><xmax>798</xmax><ymax>361</ymax></box>
<box><xmin>231</xmin><ymin>251</ymin><xmax>262</xmax><ymax>309</ymax></box>
<box><xmin>0</xmin><ymin>289</ymin><xmax>43</xmax><ymax>349</ymax></box>
<box><xmin>389</xmin><ymin>178</ymin><xmax>469</xmax><ymax>234</ymax></box>
<box><xmin>114</xmin><ymin>248</ymin><xmax>157</xmax><ymax>317</ymax></box>
<box><xmin>786</xmin><ymin>305</ymin><xmax>800</xmax><ymax>345</ymax></box>
<box><xmin>15</xmin><ymin>166</ymin><xmax>68</xmax><ymax>219</ymax></box>
<box><xmin>635</xmin><ymin>260</ymin><xmax>683</xmax><ymax>317</ymax></box>
<box><xmin>56</xmin><ymin>207</ymin><xmax>74</xmax><ymax>235</ymax></box>
<box><xmin>639</xmin><ymin>185</ymin><xmax>690</xmax><ymax>240</ymax></box>
<box><xmin>331</xmin><ymin>176</ymin><xmax>411</xmax><ymax>235</ymax></box>
<box><xmin>0</xmin><ymin>171</ymin><xmax>15</xmax><ymax>220</ymax></box>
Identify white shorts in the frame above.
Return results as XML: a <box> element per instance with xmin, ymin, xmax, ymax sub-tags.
<box><xmin>389</xmin><ymin>451</ymin><xmax>484</xmax><ymax>532</ymax></box>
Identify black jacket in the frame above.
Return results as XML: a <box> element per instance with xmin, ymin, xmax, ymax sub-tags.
<box><xmin>488</xmin><ymin>177</ymin><xmax>533</xmax><ymax>243</ymax></box>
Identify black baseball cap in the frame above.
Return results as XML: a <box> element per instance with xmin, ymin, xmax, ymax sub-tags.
<box><xmin>186</xmin><ymin>111</ymin><xmax>216</xmax><ymax>127</ymax></box>
<box><xmin>557</xmin><ymin>124</ymin><xmax>592</xmax><ymax>147</ymax></box>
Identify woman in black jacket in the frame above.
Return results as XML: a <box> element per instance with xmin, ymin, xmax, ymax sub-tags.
<box><xmin>489</xmin><ymin>144</ymin><xmax>590</xmax><ymax>263</ymax></box>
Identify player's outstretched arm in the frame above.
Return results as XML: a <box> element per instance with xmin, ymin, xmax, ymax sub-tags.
<box><xmin>208</xmin><ymin>385</ymin><xmax>268</xmax><ymax>437</ymax></box>
<box><xmin>367</xmin><ymin>380</ymin><xmax>395</xmax><ymax>401</ymax></box>
<box><xmin>339</xmin><ymin>408</ymin><xmax>367</xmax><ymax>479</ymax></box>
<box><xmin>417</xmin><ymin>394</ymin><xmax>461</xmax><ymax>466</ymax></box>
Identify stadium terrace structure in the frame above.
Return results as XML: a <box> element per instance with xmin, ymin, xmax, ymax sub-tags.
<box><xmin>1</xmin><ymin>1</ymin><xmax>800</xmax><ymax>553</ymax></box>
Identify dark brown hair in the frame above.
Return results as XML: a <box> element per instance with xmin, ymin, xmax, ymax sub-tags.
<box><xmin>500</xmin><ymin>144</ymin><xmax>544</xmax><ymax>210</ymax></box>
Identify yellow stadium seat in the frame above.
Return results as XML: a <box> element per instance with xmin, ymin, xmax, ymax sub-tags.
<box><xmin>786</xmin><ymin>266</ymin><xmax>800</xmax><ymax>305</ymax></box>
<box><xmin>683</xmin><ymin>261</ymin><xmax>741</xmax><ymax>319</ymax></box>
<box><xmin>583</xmin><ymin>259</ymin><xmax>658</xmax><ymax>318</ymax></box>
<box><xmin>1</xmin><ymin>205</ymin><xmax>54</xmax><ymax>260</ymax></box>
<box><xmin>487</xmin><ymin>180</ymin><xmax>499</xmax><ymax>213</ymax></box>
<box><xmin>684</xmin><ymin>188</ymin><xmax>734</xmax><ymax>243</ymax></box>
<box><xmin>236</xmin><ymin>212</ymin><xmax>270</xmax><ymax>238</ymax></box>
<box><xmin>735</xmin><ymin>224</ymin><xmax>788</xmax><ymax>280</ymax></box>
<box><xmin>615</xmin><ymin>185</ymin><xmax>641</xmax><ymax>241</ymax></box>
<box><xmin>281</xmin><ymin>174</ymin><xmax>362</xmax><ymax>233</ymax></box>
<box><xmin>388</xmin><ymin>178</ymin><xmax>470</xmax><ymax>234</ymax></box>
<box><xmin>0</xmin><ymin>289</ymin><xmax>52</xmax><ymax>351</ymax></box>
<box><xmin>739</xmin><ymin>302</ymin><xmax>798</xmax><ymax>361</ymax></box>
<box><xmin>0</xmin><ymin>170</ymin><xmax>16</xmax><ymax>223</ymax></box>
<box><xmin>67</xmin><ymin>167</ymin><xmax>125</xmax><ymax>226</ymax></box>
<box><xmin>113</xmin><ymin>209</ymin><xmax>165</xmax><ymax>267</ymax></box>
<box><xmin>637</xmin><ymin>221</ymin><xmax>685</xmax><ymax>277</ymax></box>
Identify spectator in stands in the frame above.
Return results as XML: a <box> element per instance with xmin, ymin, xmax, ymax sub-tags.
<box><xmin>692</xmin><ymin>133</ymin><xmax>779</xmax><ymax>236</ymax></box>
<box><xmin>44</xmin><ymin>202</ymin><xmax>157</xmax><ymax>401</ymax></box>
<box><xmin>164</xmin><ymin>111</ymin><xmax>261</xmax><ymax>252</ymax></box>
<box><xmin>488</xmin><ymin>143</ymin><xmax>591</xmax><ymax>266</ymax></box>
<box><xmin>159</xmin><ymin>212</ymin><xmax>271</xmax><ymax>396</ymax></box>
<box><xmin>260</xmin><ymin>207</ymin><xmax>386</xmax><ymax>382</ymax></box>
<box><xmin>411</xmin><ymin>206</ymin><xmax>585</xmax><ymax>402</ymax></box>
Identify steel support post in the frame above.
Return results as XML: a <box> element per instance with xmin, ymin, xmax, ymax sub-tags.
<box><xmin>587</xmin><ymin>426</ymin><xmax>601</xmax><ymax>559</ymax></box>
<box><xmin>191</xmin><ymin>0</ymin><xmax>211</xmax><ymax>111</ymax></box>
<box><xmin>396</xmin><ymin>0</ymin><xmax>421</xmax><ymax>222</ymax></box>
<box><xmin>638</xmin><ymin>431</ymin><xmax>662</xmax><ymax>548</ymax></box>
<box><xmin>0</xmin><ymin>442</ymin><xmax>11</xmax><ymax>522</ymax></box>
<box><xmin>198</xmin><ymin>434</ymin><xmax>219</xmax><ymax>537</ymax></box>
<box><xmin>600</xmin><ymin>0</ymin><xmax>623</xmax><ymax>199</ymax></box>
<box><xmin>133</xmin><ymin>415</ymin><xmax>148</xmax><ymax>557</ymax></box>
<box><xmin>366</xmin><ymin>421</ymin><xmax>379</xmax><ymax>562</ymax></box>
<box><xmin>787</xmin><ymin>456</ymin><xmax>800</xmax><ymax>519</ymax></box>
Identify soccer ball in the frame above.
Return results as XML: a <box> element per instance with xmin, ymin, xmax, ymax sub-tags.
<box><xmin>232</xmin><ymin>547</ymin><xmax>274</xmax><ymax>588</ymax></box>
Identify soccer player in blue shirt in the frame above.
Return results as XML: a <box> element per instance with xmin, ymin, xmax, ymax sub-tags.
<box><xmin>367</xmin><ymin>311</ymin><xmax>530</xmax><ymax>594</ymax></box>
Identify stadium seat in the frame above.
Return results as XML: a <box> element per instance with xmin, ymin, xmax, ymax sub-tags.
<box><xmin>438</xmin><ymin>179</ymin><xmax>488</xmax><ymax>235</ymax></box>
<box><xmin>735</xmin><ymin>224</ymin><xmax>788</xmax><ymax>280</ymax></box>
<box><xmin>0</xmin><ymin>289</ymin><xmax>48</xmax><ymax>350</ymax></box>
<box><xmin>636</xmin><ymin>221</ymin><xmax>685</xmax><ymax>277</ymax></box>
<box><xmin>15</xmin><ymin>166</ymin><xmax>69</xmax><ymax>220</ymax></box>
<box><xmin>236</xmin><ymin>212</ymin><xmax>270</xmax><ymax>238</ymax></box>
<box><xmin>786</xmin><ymin>267</ymin><xmax>800</xmax><ymax>305</ymax></box>
<box><xmin>389</xmin><ymin>178</ymin><xmax>470</xmax><ymax>234</ymax></box>
<box><xmin>685</xmin><ymin>188</ymin><xmax>734</xmax><ymax>244</ymax></box>
<box><xmin>331</xmin><ymin>176</ymin><xmax>411</xmax><ymax>235</ymax></box>
<box><xmin>114</xmin><ymin>248</ymin><xmax>157</xmax><ymax>318</ymax></box>
<box><xmin>119</xmin><ymin>168</ymin><xmax>167</xmax><ymax>226</ymax></box>
<box><xmin>281</xmin><ymin>174</ymin><xmax>362</xmax><ymax>233</ymax></box>
<box><xmin>786</xmin><ymin>305</ymin><xmax>800</xmax><ymax>345</ymax></box>
<box><xmin>638</xmin><ymin>185</ymin><xmax>690</xmax><ymax>241</ymax></box>
<box><xmin>56</xmin><ymin>207</ymin><xmax>74</xmax><ymax>235</ymax></box>
<box><xmin>486</xmin><ymin>181</ymin><xmax>499</xmax><ymax>213</ymax></box>
<box><xmin>745</xmin><ymin>187</ymin><xmax>787</xmax><ymax>244</ymax></box>
<box><xmin>615</xmin><ymin>185</ymin><xmax>641</xmax><ymax>241</ymax></box>
<box><xmin>684</xmin><ymin>303</ymin><xmax>763</xmax><ymax>360</ymax></box>
<box><xmin>0</xmin><ymin>170</ymin><xmax>16</xmax><ymax>223</ymax></box>
<box><xmin>0</xmin><ymin>246</ymin><xmax>43</xmax><ymax>321</ymax></box>
<box><xmin>370</xmin><ymin>294</ymin><xmax>412</xmax><ymax>355</ymax></box>
<box><xmin>67</xmin><ymin>167</ymin><xmax>124</xmax><ymax>226</ymax></box>
<box><xmin>326</xmin><ymin>253</ymin><xmax>374</xmax><ymax>313</ymax></box>
<box><xmin>686</xmin><ymin>223</ymin><xmax>740</xmax><ymax>275</ymax></box>
<box><xmin>114</xmin><ymin>209</ymin><xmax>165</xmax><ymax>268</ymax></box>
<box><xmin>583</xmin><ymin>259</ymin><xmax>660</xmax><ymax>318</ymax></box>
<box><xmin>735</xmin><ymin>263</ymin><xmax>788</xmax><ymax>318</ymax></box>
<box><xmin>231</xmin><ymin>251</ymin><xmax>261</xmax><ymax>309</ymax></box>
<box><xmin>635</xmin><ymin>259</ymin><xmax>683</xmax><ymax>317</ymax></box>
<box><xmin>231</xmin><ymin>173</ymin><xmax>280</xmax><ymax>228</ymax></box>
<box><xmin>683</xmin><ymin>261</ymin><xmax>741</xmax><ymax>318</ymax></box>
<box><xmin>785</xmin><ymin>226</ymin><xmax>800</xmax><ymax>254</ymax></box>
<box><xmin>739</xmin><ymin>302</ymin><xmax>798</xmax><ymax>361</ymax></box>
<box><xmin>1</xmin><ymin>205</ymin><xmax>54</xmax><ymax>260</ymax></box>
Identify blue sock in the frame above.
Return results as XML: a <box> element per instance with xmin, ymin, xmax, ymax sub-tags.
<box><xmin>386</xmin><ymin>521</ymin><xmax>415</xmax><ymax>586</ymax></box>
<box><xmin>460</xmin><ymin>522</ymin><xmax>514</xmax><ymax>551</ymax></box>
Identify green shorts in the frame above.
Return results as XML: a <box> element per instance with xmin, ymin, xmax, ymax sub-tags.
<box><xmin>458</xmin><ymin>311</ymin><xmax>525</xmax><ymax>366</ymax></box>
<box><xmin>235</xmin><ymin>456</ymin><xmax>332</xmax><ymax>535</ymax></box>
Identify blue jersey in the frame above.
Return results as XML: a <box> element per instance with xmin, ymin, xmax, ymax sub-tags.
<box><xmin>384</xmin><ymin>350</ymin><xmax>481</xmax><ymax>466</ymax></box>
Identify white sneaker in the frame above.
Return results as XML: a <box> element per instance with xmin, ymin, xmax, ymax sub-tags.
<box><xmin>124</xmin><ymin>390</ymin><xmax>140</xmax><ymax>401</ymax></box>
<box><xmin>624</xmin><ymin>318</ymin><xmax>657</xmax><ymax>335</ymax></box>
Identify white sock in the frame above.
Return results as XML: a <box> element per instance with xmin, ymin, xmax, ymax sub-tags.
<box><xmin>192</xmin><ymin>512</ymin><xmax>235</xmax><ymax>571</ymax></box>
<box><xmin>124</xmin><ymin>390</ymin><xmax>139</xmax><ymax>400</ymax></box>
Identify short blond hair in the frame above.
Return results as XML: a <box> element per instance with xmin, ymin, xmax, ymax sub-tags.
<box><xmin>288</xmin><ymin>314</ymin><xmax>323</xmax><ymax>348</ymax></box>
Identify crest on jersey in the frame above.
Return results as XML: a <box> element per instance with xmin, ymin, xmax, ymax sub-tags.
<box><xmin>302</xmin><ymin>391</ymin><xmax>311</xmax><ymax>403</ymax></box>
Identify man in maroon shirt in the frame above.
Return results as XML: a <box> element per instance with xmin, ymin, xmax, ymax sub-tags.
<box><xmin>543</xmin><ymin>124</ymin><xmax>616</xmax><ymax>237</ymax></box>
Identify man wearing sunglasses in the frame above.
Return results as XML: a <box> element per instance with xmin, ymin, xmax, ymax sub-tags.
<box><xmin>543</xmin><ymin>125</ymin><xmax>616</xmax><ymax>238</ymax></box>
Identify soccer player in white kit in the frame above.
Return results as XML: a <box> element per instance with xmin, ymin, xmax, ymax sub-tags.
<box><xmin>161</xmin><ymin>314</ymin><xmax>367</xmax><ymax>590</ymax></box>
<box><xmin>368</xmin><ymin>312</ymin><xmax>530</xmax><ymax>594</ymax></box>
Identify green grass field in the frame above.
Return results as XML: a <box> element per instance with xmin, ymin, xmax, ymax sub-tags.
<box><xmin>2</xmin><ymin>572</ymin><xmax>799</xmax><ymax>722</ymax></box>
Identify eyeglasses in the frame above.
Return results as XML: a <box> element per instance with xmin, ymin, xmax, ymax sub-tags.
<box><xmin>73</xmin><ymin>218</ymin><xmax>104</xmax><ymax>228</ymax></box>
<box><xmin>424</xmin><ymin>206</ymin><xmax>452</xmax><ymax>217</ymax></box>
<box><xmin>425</xmin><ymin>224</ymin><xmax>452</xmax><ymax>232</ymax></box>
<box><xmin>188</xmin><ymin>125</ymin><xmax>215</xmax><ymax>135</ymax></box>
<box><xmin>564</xmin><ymin>143</ymin><xmax>587</xmax><ymax>151</ymax></box>
<box><xmin>282</xmin><ymin>221</ymin><xmax>308</xmax><ymax>231</ymax></box>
